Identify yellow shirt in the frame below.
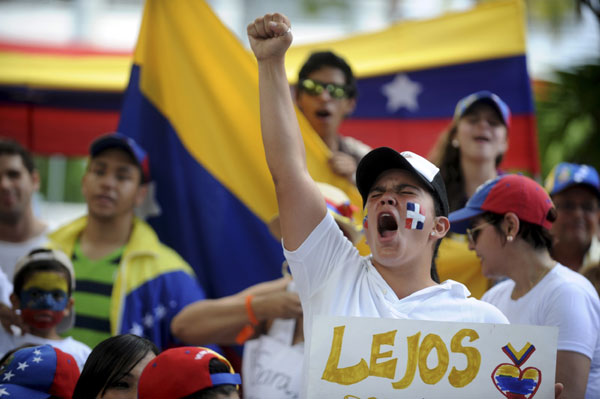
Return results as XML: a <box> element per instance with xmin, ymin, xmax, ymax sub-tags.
<box><xmin>436</xmin><ymin>234</ymin><xmax>491</xmax><ymax>299</ymax></box>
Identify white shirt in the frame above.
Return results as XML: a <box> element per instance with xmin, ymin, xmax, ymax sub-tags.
<box><xmin>284</xmin><ymin>213</ymin><xmax>508</xmax><ymax>398</ymax></box>
<box><xmin>483</xmin><ymin>264</ymin><xmax>600</xmax><ymax>399</ymax></box>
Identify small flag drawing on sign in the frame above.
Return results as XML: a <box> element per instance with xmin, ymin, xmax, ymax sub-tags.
<box><xmin>405</xmin><ymin>202</ymin><xmax>425</xmax><ymax>230</ymax></box>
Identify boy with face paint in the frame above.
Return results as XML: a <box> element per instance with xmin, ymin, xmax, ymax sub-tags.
<box><xmin>0</xmin><ymin>248</ymin><xmax>91</xmax><ymax>370</ymax></box>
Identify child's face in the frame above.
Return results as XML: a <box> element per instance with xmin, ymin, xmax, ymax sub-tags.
<box><xmin>19</xmin><ymin>271</ymin><xmax>70</xmax><ymax>330</ymax></box>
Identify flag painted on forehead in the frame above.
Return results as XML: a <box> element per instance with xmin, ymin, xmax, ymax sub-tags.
<box><xmin>286</xmin><ymin>0</ymin><xmax>539</xmax><ymax>174</ymax></box>
<box><xmin>405</xmin><ymin>202</ymin><xmax>426</xmax><ymax>230</ymax></box>
<box><xmin>117</xmin><ymin>0</ymin><xmax>361</xmax><ymax>299</ymax></box>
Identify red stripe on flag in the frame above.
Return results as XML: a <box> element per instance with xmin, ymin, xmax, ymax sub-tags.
<box><xmin>0</xmin><ymin>104</ymin><xmax>119</xmax><ymax>155</ymax></box>
<box><xmin>0</xmin><ymin>40</ymin><xmax>132</xmax><ymax>57</ymax></box>
<box><xmin>339</xmin><ymin>114</ymin><xmax>539</xmax><ymax>175</ymax></box>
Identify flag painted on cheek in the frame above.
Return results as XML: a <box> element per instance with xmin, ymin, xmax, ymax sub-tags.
<box><xmin>405</xmin><ymin>202</ymin><xmax>426</xmax><ymax>230</ymax></box>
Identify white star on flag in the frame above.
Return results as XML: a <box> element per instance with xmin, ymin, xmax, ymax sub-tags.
<box><xmin>32</xmin><ymin>356</ymin><xmax>43</xmax><ymax>363</ymax></box>
<box><xmin>2</xmin><ymin>371</ymin><xmax>14</xmax><ymax>381</ymax></box>
<box><xmin>130</xmin><ymin>322</ymin><xmax>143</xmax><ymax>336</ymax></box>
<box><xmin>381</xmin><ymin>73</ymin><xmax>422</xmax><ymax>113</ymax></box>
<box><xmin>17</xmin><ymin>361</ymin><xmax>28</xmax><ymax>371</ymax></box>
<box><xmin>154</xmin><ymin>304</ymin><xmax>166</xmax><ymax>320</ymax></box>
<box><xmin>0</xmin><ymin>387</ymin><xmax>8</xmax><ymax>397</ymax></box>
<box><xmin>143</xmin><ymin>313</ymin><xmax>154</xmax><ymax>328</ymax></box>
<box><xmin>33</xmin><ymin>349</ymin><xmax>41</xmax><ymax>356</ymax></box>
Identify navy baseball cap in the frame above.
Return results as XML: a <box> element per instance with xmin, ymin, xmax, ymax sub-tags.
<box><xmin>449</xmin><ymin>174</ymin><xmax>555</xmax><ymax>234</ymax></box>
<box><xmin>90</xmin><ymin>133</ymin><xmax>151</xmax><ymax>183</ymax></box>
<box><xmin>544</xmin><ymin>162</ymin><xmax>600</xmax><ymax>198</ymax></box>
<box><xmin>454</xmin><ymin>90</ymin><xmax>511</xmax><ymax>127</ymax></box>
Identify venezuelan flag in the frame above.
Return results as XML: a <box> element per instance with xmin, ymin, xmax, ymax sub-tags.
<box><xmin>0</xmin><ymin>41</ymin><xmax>129</xmax><ymax>154</ymax></box>
<box><xmin>286</xmin><ymin>0</ymin><xmax>538</xmax><ymax>174</ymax></box>
<box><xmin>117</xmin><ymin>0</ymin><xmax>360</xmax><ymax>298</ymax></box>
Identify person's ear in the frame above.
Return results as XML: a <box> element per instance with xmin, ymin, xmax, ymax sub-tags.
<box><xmin>503</xmin><ymin>212</ymin><xmax>520</xmax><ymax>241</ymax></box>
<box><xmin>134</xmin><ymin>183</ymin><xmax>149</xmax><ymax>207</ymax></box>
<box><xmin>31</xmin><ymin>170</ymin><xmax>41</xmax><ymax>192</ymax></box>
<box><xmin>430</xmin><ymin>216</ymin><xmax>450</xmax><ymax>241</ymax></box>
<box><xmin>498</xmin><ymin>127</ymin><xmax>509</xmax><ymax>156</ymax></box>
<box><xmin>64</xmin><ymin>298</ymin><xmax>74</xmax><ymax>316</ymax></box>
<box><xmin>344</xmin><ymin>97</ymin><xmax>357</xmax><ymax>117</ymax></box>
<box><xmin>9</xmin><ymin>293</ymin><xmax>20</xmax><ymax>310</ymax></box>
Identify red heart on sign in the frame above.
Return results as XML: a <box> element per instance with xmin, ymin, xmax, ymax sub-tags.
<box><xmin>491</xmin><ymin>363</ymin><xmax>542</xmax><ymax>398</ymax></box>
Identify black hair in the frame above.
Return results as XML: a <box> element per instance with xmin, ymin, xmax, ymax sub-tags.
<box><xmin>297</xmin><ymin>51</ymin><xmax>357</xmax><ymax>99</ymax></box>
<box><xmin>13</xmin><ymin>249</ymin><xmax>73</xmax><ymax>298</ymax></box>
<box><xmin>181</xmin><ymin>358</ymin><xmax>239</xmax><ymax>399</ymax></box>
<box><xmin>479</xmin><ymin>211</ymin><xmax>556</xmax><ymax>251</ymax></box>
<box><xmin>72</xmin><ymin>334</ymin><xmax>159</xmax><ymax>399</ymax></box>
<box><xmin>0</xmin><ymin>137</ymin><xmax>36</xmax><ymax>174</ymax></box>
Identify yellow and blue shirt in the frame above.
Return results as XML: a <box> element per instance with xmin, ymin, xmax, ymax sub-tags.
<box><xmin>48</xmin><ymin>216</ymin><xmax>206</xmax><ymax>350</ymax></box>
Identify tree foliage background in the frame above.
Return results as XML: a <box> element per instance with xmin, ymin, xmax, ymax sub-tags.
<box><xmin>527</xmin><ymin>0</ymin><xmax>600</xmax><ymax>177</ymax></box>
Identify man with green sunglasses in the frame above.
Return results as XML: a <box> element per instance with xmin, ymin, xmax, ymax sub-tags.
<box><xmin>296</xmin><ymin>51</ymin><xmax>371</xmax><ymax>183</ymax></box>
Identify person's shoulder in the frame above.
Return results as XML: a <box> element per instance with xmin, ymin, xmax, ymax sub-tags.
<box><xmin>339</xmin><ymin>135</ymin><xmax>371</xmax><ymax>158</ymax></box>
<box><xmin>482</xmin><ymin>278</ymin><xmax>513</xmax><ymax>299</ymax></box>
<box><xmin>126</xmin><ymin>219</ymin><xmax>195</xmax><ymax>274</ymax></box>
<box><xmin>550</xmin><ymin>264</ymin><xmax>599</xmax><ymax>300</ymax></box>
<box><xmin>463</xmin><ymin>296</ymin><xmax>509</xmax><ymax>324</ymax></box>
<box><xmin>62</xmin><ymin>336</ymin><xmax>92</xmax><ymax>353</ymax></box>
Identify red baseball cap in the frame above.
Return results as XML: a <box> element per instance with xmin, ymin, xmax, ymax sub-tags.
<box><xmin>448</xmin><ymin>174</ymin><xmax>555</xmax><ymax>234</ymax></box>
<box><xmin>138</xmin><ymin>347</ymin><xmax>241</xmax><ymax>399</ymax></box>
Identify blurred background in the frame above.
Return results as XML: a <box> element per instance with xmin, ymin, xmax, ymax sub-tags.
<box><xmin>0</xmin><ymin>0</ymin><xmax>598</xmax><ymax>226</ymax></box>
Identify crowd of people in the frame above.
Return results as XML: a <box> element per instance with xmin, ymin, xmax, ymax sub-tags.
<box><xmin>0</xmin><ymin>11</ymin><xmax>598</xmax><ymax>399</ymax></box>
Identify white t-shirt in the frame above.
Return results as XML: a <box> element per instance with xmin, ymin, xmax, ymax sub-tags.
<box><xmin>482</xmin><ymin>264</ymin><xmax>600</xmax><ymax>399</ymax></box>
<box><xmin>284</xmin><ymin>213</ymin><xmax>508</xmax><ymax>398</ymax></box>
<box><xmin>0</xmin><ymin>331</ymin><xmax>91</xmax><ymax>371</ymax></box>
<box><xmin>0</xmin><ymin>229</ymin><xmax>49</xmax><ymax>305</ymax></box>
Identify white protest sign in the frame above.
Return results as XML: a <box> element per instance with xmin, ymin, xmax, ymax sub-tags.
<box><xmin>308</xmin><ymin>316</ymin><xmax>558</xmax><ymax>398</ymax></box>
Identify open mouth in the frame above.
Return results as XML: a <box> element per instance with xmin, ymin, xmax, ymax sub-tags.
<box><xmin>315</xmin><ymin>109</ymin><xmax>331</xmax><ymax>119</ymax></box>
<box><xmin>474</xmin><ymin>136</ymin><xmax>490</xmax><ymax>142</ymax></box>
<box><xmin>377</xmin><ymin>213</ymin><xmax>398</xmax><ymax>237</ymax></box>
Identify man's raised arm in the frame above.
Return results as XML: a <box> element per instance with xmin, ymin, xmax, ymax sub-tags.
<box><xmin>247</xmin><ymin>13</ymin><xmax>326</xmax><ymax>250</ymax></box>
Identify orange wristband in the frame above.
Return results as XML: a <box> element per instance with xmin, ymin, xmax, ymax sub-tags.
<box><xmin>245</xmin><ymin>294</ymin><xmax>259</xmax><ymax>326</ymax></box>
<box><xmin>235</xmin><ymin>295</ymin><xmax>259</xmax><ymax>344</ymax></box>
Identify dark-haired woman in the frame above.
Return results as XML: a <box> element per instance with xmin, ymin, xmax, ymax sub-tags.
<box><xmin>72</xmin><ymin>334</ymin><xmax>158</xmax><ymax>399</ymax></box>
<box><xmin>449</xmin><ymin>174</ymin><xmax>600</xmax><ymax>399</ymax></box>
<box><xmin>429</xmin><ymin>90</ymin><xmax>510</xmax><ymax>298</ymax></box>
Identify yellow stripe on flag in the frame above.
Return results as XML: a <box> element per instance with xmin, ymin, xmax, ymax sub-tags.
<box><xmin>286</xmin><ymin>0</ymin><xmax>526</xmax><ymax>81</ymax></box>
<box><xmin>134</xmin><ymin>1</ymin><xmax>361</xmax><ymax>224</ymax></box>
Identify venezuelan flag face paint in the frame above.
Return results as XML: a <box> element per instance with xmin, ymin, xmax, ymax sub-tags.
<box><xmin>20</xmin><ymin>271</ymin><xmax>69</xmax><ymax>329</ymax></box>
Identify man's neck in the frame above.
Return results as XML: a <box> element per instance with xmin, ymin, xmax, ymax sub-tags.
<box><xmin>80</xmin><ymin>213</ymin><xmax>134</xmax><ymax>260</ymax></box>
<box><xmin>371</xmin><ymin>257</ymin><xmax>436</xmax><ymax>300</ymax></box>
<box><xmin>0</xmin><ymin>209</ymin><xmax>46</xmax><ymax>243</ymax></box>
<box><xmin>551</xmin><ymin>240</ymin><xmax>588</xmax><ymax>272</ymax></box>
<box><xmin>460</xmin><ymin>157</ymin><xmax>498</xmax><ymax>198</ymax></box>
<box><xmin>319</xmin><ymin>130</ymin><xmax>340</xmax><ymax>152</ymax></box>
<box><xmin>29</xmin><ymin>326</ymin><xmax>62</xmax><ymax>340</ymax></box>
